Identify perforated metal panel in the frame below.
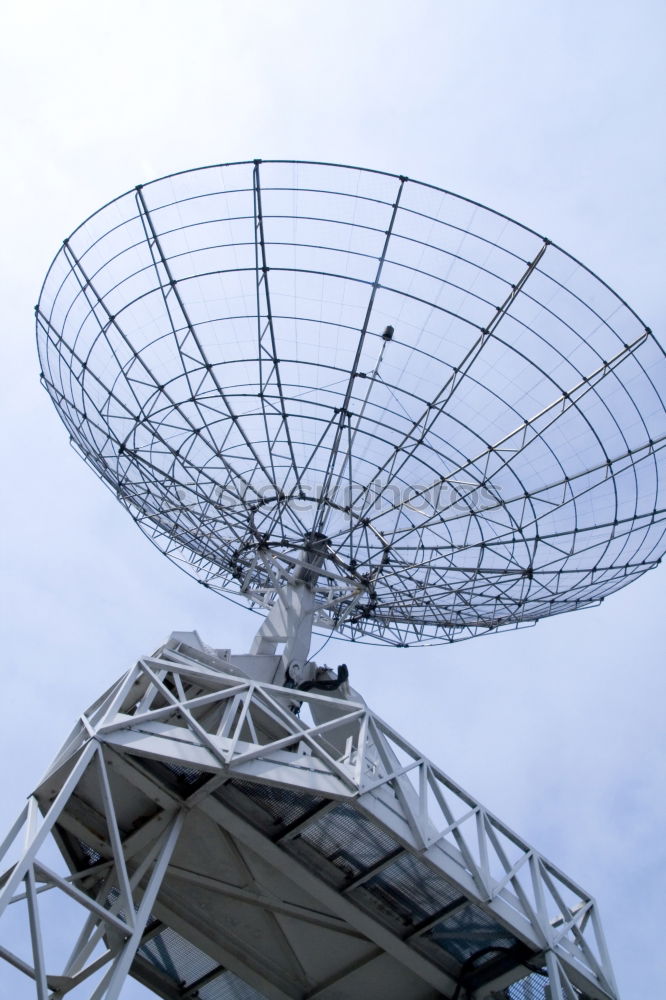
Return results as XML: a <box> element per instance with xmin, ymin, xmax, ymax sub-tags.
<box><xmin>138</xmin><ymin>926</ymin><xmax>269</xmax><ymax>999</ymax></box>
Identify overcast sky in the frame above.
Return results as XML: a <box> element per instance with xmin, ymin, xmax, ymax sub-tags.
<box><xmin>1</xmin><ymin>2</ymin><xmax>664</xmax><ymax>997</ymax></box>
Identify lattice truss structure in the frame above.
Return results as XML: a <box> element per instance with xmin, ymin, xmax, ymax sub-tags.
<box><xmin>0</xmin><ymin>635</ymin><xmax>617</xmax><ymax>1000</ymax></box>
<box><xmin>35</xmin><ymin>161</ymin><xmax>666</xmax><ymax>646</ymax></box>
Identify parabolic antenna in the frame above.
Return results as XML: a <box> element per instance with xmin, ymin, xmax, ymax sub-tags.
<box><xmin>36</xmin><ymin>160</ymin><xmax>666</xmax><ymax>646</ymax></box>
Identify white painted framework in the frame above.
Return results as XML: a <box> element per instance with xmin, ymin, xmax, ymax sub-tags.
<box><xmin>0</xmin><ymin>634</ymin><xmax>619</xmax><ymax>1000</ymax></box>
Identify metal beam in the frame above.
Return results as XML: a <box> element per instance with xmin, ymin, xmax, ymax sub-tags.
<box><xmin>200</xmin><ymin>793</ymin><xmax>458</xmax><ymax>997</ymax></box>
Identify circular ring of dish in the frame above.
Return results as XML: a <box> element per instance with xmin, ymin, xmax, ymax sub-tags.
<box><xmin>36</xmin><ymin>160</ymin><xmax>666</xmax><ymax>646</ymax></box>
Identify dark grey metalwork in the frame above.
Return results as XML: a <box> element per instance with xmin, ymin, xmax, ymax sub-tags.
<box><xmin>36</xmin><ymin>160</ymin><xmax>666</xmax><ymax>646</ymax></box>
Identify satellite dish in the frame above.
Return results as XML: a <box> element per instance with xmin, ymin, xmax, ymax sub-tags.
<box><xmin>36</xmin><ymin>159</ymin><xmax>666</xmax><ymax>646</ymax></box>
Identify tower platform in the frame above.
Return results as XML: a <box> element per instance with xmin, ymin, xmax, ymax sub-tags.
<box><xmin>0</xmin><ymin>633</ymin><xmax>618</xmax><ymax>1000</ymax></box>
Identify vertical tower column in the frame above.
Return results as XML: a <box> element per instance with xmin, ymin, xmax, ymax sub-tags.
<box><xmin>249</xmin><ymin>534</ymin><xmax>330</xmax><ymax>684</ymax></box>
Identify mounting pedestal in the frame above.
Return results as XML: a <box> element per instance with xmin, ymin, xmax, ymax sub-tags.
<box><xmin>0</xmin><ymin>631</ymin><xmax>618</xmax><ymax>1000</ymax></box>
